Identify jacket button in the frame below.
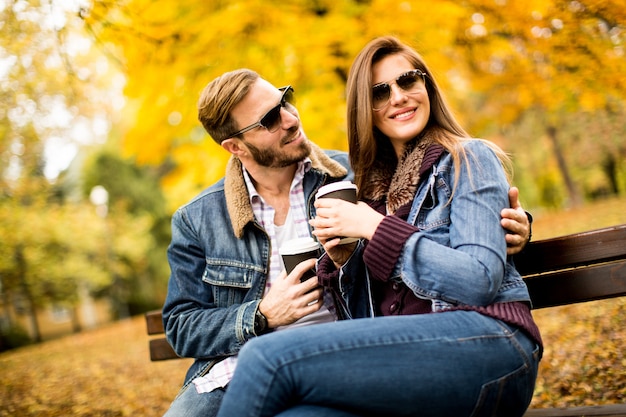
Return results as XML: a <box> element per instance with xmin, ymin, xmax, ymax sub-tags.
<box><xmin>392</xmin><ymin>282</ymin><xmax>400</xmax><ymax>291</ymax></box>
<box><xmin>389</xmin><ymin>302</ymin><xmax>399</xmax><ymax>313</ymax></box>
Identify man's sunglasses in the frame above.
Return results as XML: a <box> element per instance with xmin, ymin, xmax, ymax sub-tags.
<box><xmin>228</xmin><ymin>86</ymin><xmax>295</xmax><ymax>138</ymax></box>
<box><xmin>372</xmin><ymin>69</ymin><xmax>426</xmax><ymax>111</ymax></box>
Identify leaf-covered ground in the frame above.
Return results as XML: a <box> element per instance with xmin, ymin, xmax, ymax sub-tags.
<box><xmin>0</xmin><ymin>317</ymin><xmax>192</xmax><ymax>416</ymax></box>
<box><xmin>1</xmin><ymin>298</ymin><xmax>625</xmax><ymax>416</ymax></box>
<box><xmin>531</xmin><ymin>298</ymin><xmax>626</xmax><ymax>408</ymax></box>
<box><xmin>2</xmin><ymin>197</ymin><xmax>624</xmax><ymax>415</ymax></box>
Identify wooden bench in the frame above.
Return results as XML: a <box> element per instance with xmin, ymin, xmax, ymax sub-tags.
<box><xmin>146</xmin><ymin>224</ymin><xmax>626</xmax><ymax>416</ymax></box>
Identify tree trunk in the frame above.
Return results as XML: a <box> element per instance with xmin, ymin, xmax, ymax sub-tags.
<box><xmin>0</xmin><ymin>274</ymin><xmax>13</xmax><ymax>327</ymax></box>
<box><xmin>71</xmin><ymin>306</ymin><xmax>82</xmax><ymax>333</ymax></box>
<box><xmin>546</xmin><ymin>126</ymin><xmax>583</xmax><ymax>207</ymax></box>
<box><xmin>16</xmin><ymin>246</ymin><xmax>41</xmax><ymax>343</ymax></box>
<box><xmin>602</xmin><ymin>152</ymin><xmax>619</xmax><ymax>195</ymax></box>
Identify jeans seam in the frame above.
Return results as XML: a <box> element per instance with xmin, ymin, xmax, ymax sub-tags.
<box><xmin>469</xmin><ymin>322</ymin><xmax>536</xmax><ymax>417</ymax></box>
<box><xmin>494</xmin><ymin>320</ymin><xmax>533</xmax><ymax>370</ymax></box>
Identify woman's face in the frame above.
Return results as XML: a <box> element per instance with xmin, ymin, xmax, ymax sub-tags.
<box><xmin>371</xmin><ymin>54</ymin><xmax>430</xmax><ymax>156</ymax></box>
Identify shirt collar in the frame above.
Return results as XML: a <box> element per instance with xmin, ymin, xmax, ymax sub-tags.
<box><xmin>242</xmin><ymin>158</ymin><xmax>312</xmax><ymax>205</ymax></box>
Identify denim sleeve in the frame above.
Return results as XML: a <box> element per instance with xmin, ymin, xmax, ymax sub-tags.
<box><xmin>400</xmin><ymin>141</ymin><xmax>510</xmax><ymax>307</ymax></box>
<box><xmin>162</xmin><ymin>209</ymin><xmax>257</xmax><ymax>359</ymax></box>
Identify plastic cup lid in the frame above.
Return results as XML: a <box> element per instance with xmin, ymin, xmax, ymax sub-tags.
<box><xmin>279</xmin><ymin>237</ymin><xmax>321</xmax><ymax>255</ymax></box>
<box><xmin>315</xmin><ymin>181</ymin><xmax>357</xmax><ymax>200</ymax></box>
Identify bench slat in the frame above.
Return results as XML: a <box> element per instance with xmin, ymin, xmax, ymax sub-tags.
<box><xmin>149</xmin><ymin>338</ymin><xmax>179</xmax><ymax>361</ymax></box>
<box><xmin>524</xmin><ymin>403</ymin><xmax>626</xmax><ymax>416</ymax></box>
<box><xmin>146</xmin><ymin>310</ymin><xmax>165</xmax><ymax>335</ymax></box>
<box><xmin>515</xmin><ymin>225</ymin><xmax>626</xmax><ymax>276</ymax></box>
<box><xmin>525</xmin><ymin>259</ymin><xmax>626</xmax><ymax>309</ymax></box>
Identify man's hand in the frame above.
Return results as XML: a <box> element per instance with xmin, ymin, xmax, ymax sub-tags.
<box><xmin>501</xmin><ymin>187</ymin><xmax>531</xmax><ymax>256</ymax></box>
<box><xmin>258</xmin><ymin>259</ymin><xmax>323</xmax><ymax>328</ymax></box>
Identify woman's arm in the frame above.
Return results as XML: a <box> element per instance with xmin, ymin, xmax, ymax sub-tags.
<box><xmin>400</xmin><ymin>142</ymin><xmax>511</xmax><ymax>307</ymax></box>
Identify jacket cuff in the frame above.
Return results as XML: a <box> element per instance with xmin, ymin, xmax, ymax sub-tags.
<box><xmin>316</xmin><ymin>253</ymin><xmax>340</xmax><ymax>290</ymax></box>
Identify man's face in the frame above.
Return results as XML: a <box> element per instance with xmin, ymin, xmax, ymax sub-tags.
<box><xmin>230</xmin><ymin>79</ymin><xmax>311</xmax><ymax>168</ymax></box>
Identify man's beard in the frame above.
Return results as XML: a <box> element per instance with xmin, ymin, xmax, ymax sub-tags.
<box><xmin>246</xmin><ymin>137</ymin><xmax>311</xmax><ymax>168</ymax></box>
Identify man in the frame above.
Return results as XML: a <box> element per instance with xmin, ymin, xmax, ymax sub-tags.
<box><xmin>162</xmin><ymin>69</ymin><xmax>531</xmax><ymax>416</ymax></box>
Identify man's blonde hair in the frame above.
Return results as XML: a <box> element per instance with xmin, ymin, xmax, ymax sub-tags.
<box><xmin>197</xmin><ymin>68</ymin><xmax>259</xmax><ymax>144</ymax></box>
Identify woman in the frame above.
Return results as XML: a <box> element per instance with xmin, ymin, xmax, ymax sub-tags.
<box><xmin>216</xmin><ymin>36</ymin><xmax>542</xmax><ymax>417</ymax></box>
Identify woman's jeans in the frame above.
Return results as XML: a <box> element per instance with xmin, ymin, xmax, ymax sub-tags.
<box><xmin>216</xmin><ymin>311</ymin><xmax>541</xmax><ymax>417</ymax></box>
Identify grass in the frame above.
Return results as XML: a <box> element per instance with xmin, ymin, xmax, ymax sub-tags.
<box><xmin>1</xmin><ymin>196</ymin><xmax>625</xmax><ymax>416</ymax></box>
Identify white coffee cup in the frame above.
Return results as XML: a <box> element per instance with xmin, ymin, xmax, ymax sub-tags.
<box><xmin>279</xmin><ymin>237</ymin><xmax>322</xmax><ymax>281</ymax></box>
<box><xmin>315</xmin><ymin>181</ymin><xmax>359</xmax><ymax>244</ymax></box>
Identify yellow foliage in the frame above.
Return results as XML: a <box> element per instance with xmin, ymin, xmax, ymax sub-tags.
<box><xmin>82</xmin><ymin>0</ymin><xmax>626</xmax><ymax>210</ymax></box>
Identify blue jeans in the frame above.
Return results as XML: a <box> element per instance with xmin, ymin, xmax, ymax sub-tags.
<box><xmin>216</xmin><ymin>311</ymin><xmax>541</xmax><ymax>417</ymax></box>
<box><xmin>163</xmin><ymin>384</ymin><xmax>224</xmax><ymax>417</ymax></box>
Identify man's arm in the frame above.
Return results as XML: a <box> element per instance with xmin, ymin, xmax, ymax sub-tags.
<box><xmin>501</xmin><ymin>187</ymin><xmax>532</xmax><ymax>256</ymax></box>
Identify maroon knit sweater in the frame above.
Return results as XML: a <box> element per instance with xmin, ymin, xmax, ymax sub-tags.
<box><xmin>317</xmin><ymin>148</ymin><xmax>543</xmax><ymax>348</ymax></box>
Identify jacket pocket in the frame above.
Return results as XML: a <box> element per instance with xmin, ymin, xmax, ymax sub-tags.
<box><xmin>202</xmin><ymin>259</ymin><xmax>264</xmax><ymax>306</ymax></box>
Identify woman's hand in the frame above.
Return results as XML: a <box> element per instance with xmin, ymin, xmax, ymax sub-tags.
<box><xmin>310</xmin><ymin>199</ymin><xmax>384</xmax><ymax>265</ymax></box>
<box><xmin>317</xmin><ymin>237</ymin><xmax>358</xmax><ymax>268</ymax></box>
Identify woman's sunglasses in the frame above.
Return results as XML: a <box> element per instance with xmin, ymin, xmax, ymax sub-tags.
<box><xmin>228</xmin><ymin>86</ymin><xmax>295</xmax><ymax>138</ymax></box>
<box><xmin>372</xmin><ymin>69</ymin><xmax>426</xmax><ymax>111</ymax></box>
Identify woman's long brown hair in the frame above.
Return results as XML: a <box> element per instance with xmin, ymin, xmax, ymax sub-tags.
<box><xmin>345</xmin><ymin>36</ymin><xmax>511</xmax><ymax>199</ymax></box>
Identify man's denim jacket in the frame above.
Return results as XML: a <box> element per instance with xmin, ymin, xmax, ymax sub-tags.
<box><xmin>336</xmin><ymin>140</ymin><xmax>532</xmax><ymax>320</ymax></box>
<box><xmin>163</xmin><ymin>144</ymin><xmax>352</xmax><ymax>386</ymax></box>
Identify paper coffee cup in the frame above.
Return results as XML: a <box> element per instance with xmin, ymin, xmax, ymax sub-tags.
<box><xmin>279</xmin><ymin>237</ymin><xmax>322</xmax><ymax>281</ymax></box>
<box><xmin>315</xmin><ymin>181</ymin><xmax>358</xmax><ymax>203</ymax></box>
<box><xmin>315</xmin><ymin>181</ymin><xmax>359</xmax><ymax>244</ymax></box>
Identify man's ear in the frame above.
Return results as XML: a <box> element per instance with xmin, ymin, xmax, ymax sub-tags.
<box><xmin>221</xmin><ymin>138</ymin><xmax>245</xmax><ymax>156</ymax></box>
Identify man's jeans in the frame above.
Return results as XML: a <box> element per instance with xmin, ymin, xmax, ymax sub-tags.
<box><xmin>163</xmin><ymin>385</ymin><xmax>224</xmax><ymax>417</ymax></box>
<box><xmin>217</xmin><ymin>311</ymin><xmax>541</xmax><ymax>417</ymax></box>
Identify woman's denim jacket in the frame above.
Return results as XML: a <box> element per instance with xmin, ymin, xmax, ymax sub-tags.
<box><xmin>336</xmin><ymin>140</ymin><xmax>532</xmax><ymax>319</ymax></box>
<box><xmin>163</xmin><ymin>144</ymin><xmax>352</xmax><ymax>387</ymax></box>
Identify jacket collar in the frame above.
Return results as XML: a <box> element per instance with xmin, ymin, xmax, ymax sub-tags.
<box><xmin>224</xmin><ymin>142</ymin><xmax>348</xmax><ymax>238</ymax></box>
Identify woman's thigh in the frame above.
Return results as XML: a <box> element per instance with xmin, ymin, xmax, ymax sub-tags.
<box><xmin>229</xmin><ymin>311</ymin><xmax>539</xmax><ymax>417</ymax></box>
<box><xmin>275</xmin><ymin>405</ymin><xmax>366</xmax><ymax>417</ymax></box>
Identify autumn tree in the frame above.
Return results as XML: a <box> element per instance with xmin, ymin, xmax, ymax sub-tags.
<box><xmin>81</xmin><ymin>0</ymin><xmax>625</xmax><ymax>211</ymax></box>
<box><xmin>450</xmin><ymin>0</ymin><xmax>626</xmax><ymax>206</ymax></box>
<box><xmin>81</xmin><ymin>146</ymin><xmax>172</xmax><ymax>310</ymax></box>
<box><xmin>81</xmin><ymin>0</ymin><xmax>369</xmax><ymax>210</ymax></box>
<box><xmin>80</xmin><ymin>0</ymin><xmax>489</xmax><ymax>208</ymax></box>
<box><xmin>0</xmin><ymin>0</ymin><xmax>161</xmax><ymax>343</ymax></box>
<box><xmin>0</xmin><ymin>180</ymin><xmax>154</xmax><ymax>342</ymax></box>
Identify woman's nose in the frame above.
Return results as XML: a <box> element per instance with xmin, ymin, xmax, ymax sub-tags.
<box><xmin>388</xmin><ymin>84</ymin><xmax>407</xmax><ymax>106</ymax></box>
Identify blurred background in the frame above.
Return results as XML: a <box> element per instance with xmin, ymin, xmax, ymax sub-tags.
<box><xmin>1</xmin><ymin>0</ymin><xmax>625</xmax><ymax>349</ymax></box>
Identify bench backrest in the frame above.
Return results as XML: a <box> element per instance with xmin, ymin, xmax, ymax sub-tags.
<box><xmin>146</xmin><ymin>224</ymin><xmax>626</xmax><ymax>361</ymax></box>
<box><xmin>515</xmin><ymin>224</ymin><xmax>626</xmax><ymax>309</ymax></box>
<box><xmin>145</xmin><ymin>311</ymin><xmax>174</xmax><ymax>361</ymax></box>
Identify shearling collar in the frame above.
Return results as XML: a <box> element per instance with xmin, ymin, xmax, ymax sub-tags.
<box><xmin>224</xmin><ymin>143</ymin><xmax>348</xmax><ymax>238</ymax></box>
<box><xmin>361</xmin><ymin>130</ymin><xmax>439</xmax><ymax>214</ymax></box>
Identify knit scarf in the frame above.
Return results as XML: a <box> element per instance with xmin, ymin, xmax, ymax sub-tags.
<box><xmin>361</xmin><ymin>130</ymin><xmax>439</xmax><ymax>215</ymax></box>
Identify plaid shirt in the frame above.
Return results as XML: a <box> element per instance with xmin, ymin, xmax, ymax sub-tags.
<box><xmin>194</xmin><ymin>158</ymin><xmax>336</xmax><ymax>394</ymax></box>
<box><xmin>247</xmin><ymin>160</ymin><xmax>313</xmax><ymax>293</ymax></box>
